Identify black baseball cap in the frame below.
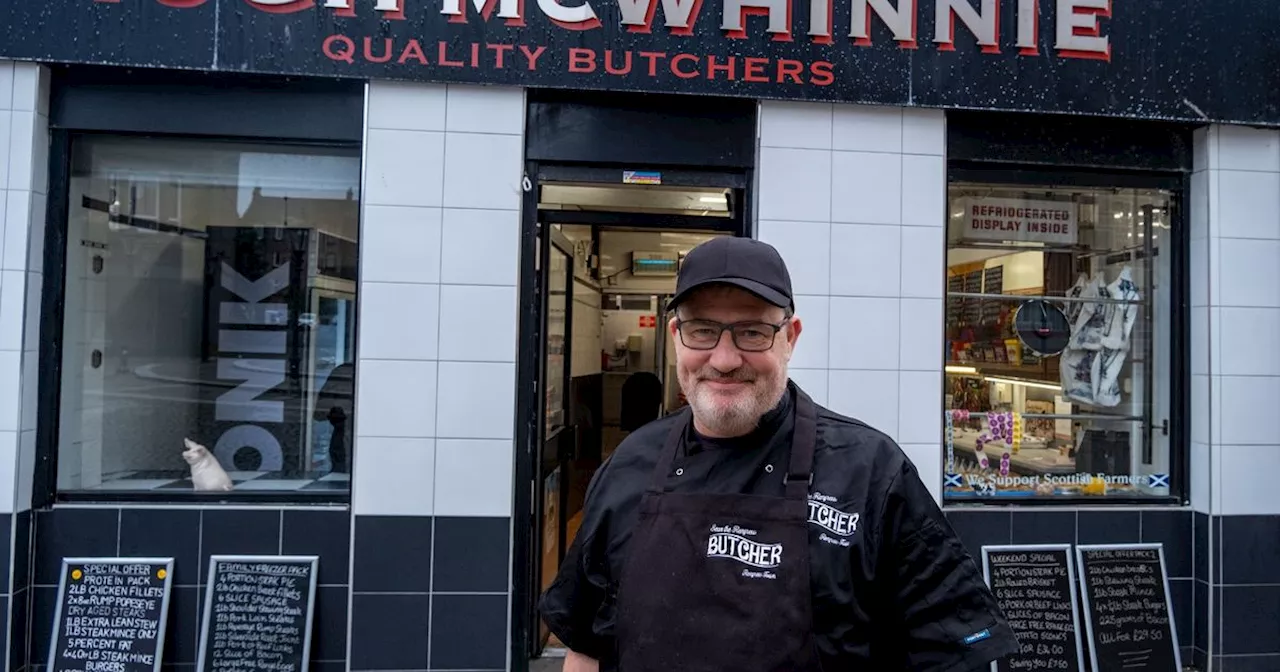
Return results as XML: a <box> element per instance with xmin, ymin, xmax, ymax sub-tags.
<box><xmin>668</xmin><ymin>237</ymin><xmax>794</xmax><ymax>312</ymax></box>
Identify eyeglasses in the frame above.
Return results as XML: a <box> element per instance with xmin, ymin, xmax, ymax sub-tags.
<box><xmin>674</xmin><ymin>319</ymin><xmax>787</xmax><ymax>352</ymax></box>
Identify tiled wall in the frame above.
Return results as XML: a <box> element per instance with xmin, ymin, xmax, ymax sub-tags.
<box><xmin>348</xmin><ymin>80</ymin><xmax>524</xmax><ymax>672</ymax></box>
<box><xmin>754</xmin><ymin>100</ymin><xmax>947</xmax><ymax>502</ymax></box>
<box><xmin>0</xmin><ymin>60</ymin><xmax>49</xmax><ymax>672</ymax></box>
<box><xmin>1191</xmin><ymin>125</ymin><xmax>1280</xmax><ymax>671</ymax></box>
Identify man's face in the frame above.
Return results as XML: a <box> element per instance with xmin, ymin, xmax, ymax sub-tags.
<box><xmin>669</xmin><ymin>285</ymin><xmax>802</xmax><ymax>438</ymax></box>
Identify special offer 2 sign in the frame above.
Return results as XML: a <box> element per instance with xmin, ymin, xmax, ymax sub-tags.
<box><xmin>959</xmin><ymin>197</ymin><xmax>1078</xmax><ymax>245</ymax></box>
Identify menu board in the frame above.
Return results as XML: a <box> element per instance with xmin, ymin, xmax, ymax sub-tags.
<box><xmin>1076</xmin><ymin>544</ymin><xmax>1181</xmax><ymax>672</ymax></box>
<box><xmin>197</xmin><ymin>556</ymin><xmax>318</xmax><ymax>672</ymax></box>
<box><xmin>981</xmin><ymin>545</ymin><xmax>1084</xmax><ymax>672</ymax></box>
<box><xmin>47</xmin><ymin>557</ymin><xmax>175</xmax><ymax>672</ymax></box>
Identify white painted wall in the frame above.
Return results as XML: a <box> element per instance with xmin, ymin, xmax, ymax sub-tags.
<box><xmin>755</xmin><ymin>101</ymin><xmax>948</xmax><ymax>503</ymax></box>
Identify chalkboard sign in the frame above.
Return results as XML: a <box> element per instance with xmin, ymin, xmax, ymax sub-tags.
<box><xmin>981</xmin><ymin>545</ymin><xmax>1085</xmax><ymax>672</ymax></box>
<box><xmin>47</xmin><ymin>557</ymin><xmax>175</xmax><ymax>672</ymax></box>
<box><xmin>197</xmin><ymin>556</ymin><xmax>319</xmax><ymax>672</ymax></box>
<box><xmin>1076</xmin><ymin>544</ymin><xmax>1181</xmax><ymax>672</ymax></box>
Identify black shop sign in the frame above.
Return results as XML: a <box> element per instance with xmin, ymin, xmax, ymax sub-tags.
<box><xmin>2</xmin><ymin>0</ymin><xmax>1280</xmax><ymax>125</ymax></box>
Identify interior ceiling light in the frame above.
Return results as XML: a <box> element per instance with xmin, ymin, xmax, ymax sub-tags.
<box><xmin>698</xmin><ymin>195</ymin><xmax>725</xmax><ymax>203</ymax></box>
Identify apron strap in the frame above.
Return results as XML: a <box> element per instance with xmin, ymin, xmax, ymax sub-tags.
<box><xmin>647</xmin><ymin>387</ymin><xmax>820</xmax><ymax>500</ymax></box>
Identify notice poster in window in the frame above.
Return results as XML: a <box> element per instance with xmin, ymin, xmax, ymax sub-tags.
<box><xmin>957</xmin><ymin>197</ymin><xmax>1078</xmax><ymax>246</ymax></box>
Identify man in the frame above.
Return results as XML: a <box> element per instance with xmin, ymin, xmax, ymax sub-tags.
<box><xmin>539</xmin><ymin>237</ymin><xmax>1018</xmax><ymax>671</ymax></box>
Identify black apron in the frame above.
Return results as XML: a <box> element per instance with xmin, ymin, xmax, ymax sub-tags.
<box><xmin>615</xmin><ymin>390</ymin><xmax>822</xmax><ymax>672</ymax></box>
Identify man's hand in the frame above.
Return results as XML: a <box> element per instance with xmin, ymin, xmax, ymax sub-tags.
<box><xmin>562</xmin><ymin>649</ymin><xmax>599</xmax><ymax>672</ymax></box>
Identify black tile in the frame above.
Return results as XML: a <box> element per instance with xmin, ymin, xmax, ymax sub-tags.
<box><xmin>163</xmin><ymin>586</ymin><xmax>200</xmax><ymax>665</ymax></box>
<box><xmin>1220</xmin><ymin>585</ymin><xmax>1280</xmax><ymax>655</ymax></box>
<box><xmin>1194</xmin><ymin>512</ymin><xmax>1209</xmax><ymax>583</ymax></box>
<box><xmin>1141</xmin><ymin>510</ymin><xmax>1193</xmax><ymax>579</ymax></box>
<box><xmin>1220</xmin><ymin>515</ymin><xmax>1280</xmax><ymax>585</ymax></box>
<box><xmin>1214</xmin><ymin>654</ymin><xmax>1280</xmax><ymax>671</ymax></box>
<box><xmin>942</xmin><ymin>509</ymin><xmax>1011</xmax><ymax>562</ymax></box>
<box><xmin>34</xmin><ymin>508</ymin><xmax>119</xmax><ymax>586</ymax></box>
<box><xmin>120</xmin><ymin>509</ymin><xmax>201</xmax><ymax>587</ymax></box>
<box><xmin>10</xmin><ymin>590</ymin><xmax>26</xmax><ymax>671</ymax></box>
<box><xmin>30</xmin><ymin>586</ymin><xmax>55</xmax><ymax>665</ymax></box>
<box><xmin>1194</xmin><ymin>580</ymin><xmax>1209</xmax><ymax>653</ymax></box>
<box><xmin>161</xmin><ymin>666</ymin><xmax>196</xmax><ymax>672</ymax></box>
<box><xmin>1193</xmin><ymin>647</ymin><xmax>1208</xmax><ymax>672</ymax></box>
<box><xmin>13</xmin><ymin>511</ymin><xmax>30</xmax><ymax>593</ymax></box>
<box><xmin>350</xmin><ymin>593</ymin><xmax>429</xmax><ymax>669</ymax></box>
<box><xmin>282</xmin><ymin>509</ymin><xmax>351</xmax><ymax>587</ymax></box>
<box><xmin>353</xmin><ymin>516</ymin><xmax>432</xmax><ymax>593</ymax></box>
<box><xmin>1076</xmin><ymin>510</ymin><xmax>1140</xmax><ymax>545</ymax></box>
<box><xmin>433</xmin><ymin>517</ymin><xmax>510</xmax><ymax>593</ymax></box>
<box><xmin>1009</xmin><ymin>510</ymin><xmax>1076</xmax><ymax>545</ymax></box>
<box><xmin>429</xmin><ymin>594</ymin><xmax>508</xmax><ymax>670</ymax></box>
<box><xmin>1168</xmin><ymin>578</ymin><xmax>1192</xmax><ymax>649</ymax></box>
<box><xmin>311</xmin><ymin>586</ymin><xmax>349</xmax><ymax>663</ymax></box>
<box><xmin>0</xmin><ymin>514</ymin><xmax>12</xmax><ymax>594</ymax></box>
<box><xmin>199</xmin><ymin>510</ymin><xmax>281</xmax><ymax>580</ymax></box>
<box><xmin>311</xmin><ymin>662</ymin><xmax>348</xmax><ymax>672</ymax></box>
<box><xmin>0</xmin><ymin>595</ymin><xmax>9</xmax><ymax>670</ymax></box>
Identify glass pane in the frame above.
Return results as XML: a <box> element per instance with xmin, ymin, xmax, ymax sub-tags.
<box><xmin>545</xmin><ymin>248</ymin><xmax>569</xmax><ymax>435</ymax></box>
<box><xmin>942</xmin><ymin>182</ymin><xmax>1173</xmax><ymax>501</ymax></box>
<box><xmin>57</xmin><ymin>136</ymin><xmax>361</xmax><ymax>496</ymax></box>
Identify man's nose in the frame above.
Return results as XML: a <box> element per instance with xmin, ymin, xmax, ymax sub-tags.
<box><xmin>708</xmin><ymin>332</ymin><xmax>745</xmax><ymax>370</ymax></box>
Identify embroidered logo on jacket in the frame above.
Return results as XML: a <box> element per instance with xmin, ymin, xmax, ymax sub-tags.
<box><xmin>706</xmin><ymin>524</ymin><xmax>782</xmax><ymax>579</ymax></box>
<box><xmin>807</xmin><ymin>492</ymin><xmax>860</xmax><ymax>547</ymax></box>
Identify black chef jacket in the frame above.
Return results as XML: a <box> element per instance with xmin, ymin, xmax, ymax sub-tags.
<box><xmin>539</xmin><ymin>382</ymin><xmax>1019</xmax><ymax>671</ymax></box>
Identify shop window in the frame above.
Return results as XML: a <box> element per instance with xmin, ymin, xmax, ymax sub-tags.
<box><xmin>55</xmin><ymin>136</ymin><xmax>360</xmax><ymax>498</ymax></box>
<box><xmin>943</xmin><ymin>180</ymin><xmax>1174</xmax><ymax>501</ymax></box>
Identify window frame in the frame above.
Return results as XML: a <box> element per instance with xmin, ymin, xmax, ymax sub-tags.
<box><xmin>35</xmin><ymin>128</ymin><xmax>364</xmax><ymax>507</ymax></box>
<box><xmin>941</xmin><ymin>161</ymin><xmax>1190</xmax><ymax>507</ymax></box>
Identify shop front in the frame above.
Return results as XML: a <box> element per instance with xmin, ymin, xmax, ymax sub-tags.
<box><xmin>0</xmin><ymin>0</ymin><xmax>1277</xmax><ymax>670</ymax></box>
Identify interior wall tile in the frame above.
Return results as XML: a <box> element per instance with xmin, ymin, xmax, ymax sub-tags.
<box><xmin>828</xmin><ymin>369</ymin><xmax>899</xmax><ymax>440</ymax></box>
<box><xmin>437</xmin><ymin>284</ymin><xmax>517</xmax><ymax>363</ymax></box>
<box><xmin>440</xmin><ymin>208</ymin><xmax>520</xmax><ymax>286</ymax></box>
<box><xmin>434</xmin><ymin>439</ymin><xmax>514</xmax><ymax>517</ymax></box>
<box><xmin>830</xmin><ymin>151</ymin><xmax>902</xmax><ymax>225</ymax></box>
<box><xmin>360</xmin><ymin>206</ymin><xmax>442</xmax><ymax>285</ymax></box>
<box><xmin>367</xmin><ymin>81</ymin><xmax>447</xmax><ymax>132</ymax></box>
<box><xmin>759</xmin><ymin>100</ymin><xmax>833</xmax><ymax>150</ymax></box>
<box><xmin>829</xmin><ymin>223</ymin><xmax>901</xmax><ymax>297</ymax></box>
<box><xmin>445</xmin><ymin>83</ymin><xmax>524</xmax><ymax>135</ymax></box>
<box><xmin>832</xmin><ymin>105</ymin><xmax>901</xmax><ymax>154</ymax></box>
<box><xmin>757</xmin><ymin>220</ymin><xmax>831</xmax><ymax>296</ymax></box>
<box><xmin>354</xmin><ymin>360</ymin><xmax>437</xmax><ymax>439</ymax></box>
<box><xmin>757</xmin><ymin>147</ymin><xmax>832</xmax><ymax>223</ymax></box>
<box><xmin>353</xmin><ymin>437</ymin><xmax>436</xmax><ymax>517</ymax></box>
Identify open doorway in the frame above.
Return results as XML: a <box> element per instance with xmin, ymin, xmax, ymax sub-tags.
<box><xmin>517</xmin><ymin>165</ymin><xmax>751</xmax><ymax>663</ymax></box>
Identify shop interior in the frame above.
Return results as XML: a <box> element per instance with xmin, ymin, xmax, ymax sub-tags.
<box><xmin>942</xmin><ymin>182</ymin><xmax>1174</xmax><ymax>500</ymax></box>
<box><xmin>530</xmin><ymin>177</ymin><xmax>740</xmax><ymax>655</ymax></box>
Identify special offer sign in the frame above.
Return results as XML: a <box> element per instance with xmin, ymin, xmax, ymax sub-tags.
<box><xmin>960</xmin><ymin>198</ymin><xmax>1078</xmax><ymax>245</ymax></box>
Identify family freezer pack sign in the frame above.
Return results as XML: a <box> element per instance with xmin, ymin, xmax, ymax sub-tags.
<box><xmin>7</xmin><ymin>0</ymin><xmax>1280</xmax><ymax>125</ymax></box>
<box><xmin>958</xmin><ymin>197</ymin><xmax>1078</xmax><ymax>245</ymax></box>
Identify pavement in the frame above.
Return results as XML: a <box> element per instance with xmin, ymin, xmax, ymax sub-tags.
<box><xmin>530</xmin><ymin>657</ymin><xmax>563</xmax><ymax>672</ymax></box>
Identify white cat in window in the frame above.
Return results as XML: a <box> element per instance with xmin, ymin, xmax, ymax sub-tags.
<box><xmin>182</xmin><ymin>438</ymin><xmax>234</xmax><ymax>492</ymax></box>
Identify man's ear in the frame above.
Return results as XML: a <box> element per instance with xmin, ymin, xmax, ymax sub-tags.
<box><xmin>786</xmin><ymin>316</ymin><xmax>803</xmax><ymax>347</ymax></box>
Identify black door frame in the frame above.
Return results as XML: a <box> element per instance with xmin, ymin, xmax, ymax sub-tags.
<box><xmin>510</xmin><ymin>162</ymin><xmax>753</xmax><ymax>668</ymax></box>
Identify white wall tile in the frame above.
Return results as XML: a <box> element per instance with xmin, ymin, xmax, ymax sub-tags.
<box><xmin>899</xmin><ymin>298</ymin><xmax>942</xmax><ymax>371</ymax></box>
<box><xmin>1189</xmin><ymin>170</ymin><xmax>1208</xmax><ymax>241</ymax></box>
<box><xmin>353</xmin><ymin>437</ymin><xmax>436</xmax><ymax>516</ymax></box>
<box><xmin>15</xmin><ymin>429</ymin><xmax>33</xmax><ymax>512</ymax></box>
<box><xmin>7</xmin><ymin>111</ymin><xmax>34</xmax><ymax>191</ymax></box>
<box><xmin>358</xmin><ymin>282</ymin><xmax>440</xmax><ymax>361</ymax></box>
<box><xmin>1190</xmin><ymin>307</ymin><xmax>1211</xmax><ymax>376</ymax></box>
<box><xmin>1216</xmin><ymin>170</ymin><xmax>1280</xmax><ymax>240</ymax></box>
<box><xmin>900</xmin><ymin>226</ymin><xmax>944</xmax><ymax>298</ymax></box>
<box><xmin>760</xmin><ymin>101</ymin><xmax>833</xmax><ymax>150</ymax></box>
<box><xmin>365</xmin><ymin>129</ymin><xmax>445</xmax><ymax>207</ymax></box>
<box><xmin>0</xmin><ymin>63</ymin><xmax>12</xmax><ymax>110</ymax></box>
<box><xmin>1217</xmin><ymin>307</ymin><xmax>1280</xmax><ymax>376</ymax></box>
<box><xmin>442</xmin><ymin>132</ymin><xmax>523</xmax><ymax>210</ymax></box>
<box><xmin>830</xmin><ymin>223</ymin><xmax>900</xmax><ymax>297</ymax></box>
<box><xmin>900</xmin><ymin>443</ymin><xmax>942</xmax><ymax>504</ymax></box>
<box><xmin>434</xmin><ymin>439</ymin><xmax>514</xmax><ymax>517</ymax></box>
<box><xmin>25</xmin><ymin>191</ymin><xmax>44</xmax><ymax>272</ymax></box>
<box><xmin>0</xmin><ymin>350</ymin><xmax>17</xmax><ymax>432</ymax></box>
<box><xmin>361</xmin><ymin>206</ymin><xmax>442</xmax><ymax>284</ymax></box>
<box><xmin>11</xmin><ymin>64</ymin><xmax>45</xmax><ymax>115</ymax></box>
<box><xmin>757</xmin><ymin>147</ymin><xmax>831</xmax><ymax>223</ymax></box>
<box><xmin>1216</xmin><ymin>238</ymin><xmax>1280</xmax><ymax>307</ymax></box>
<box><xmin>3</xmin><ymin>189</ymin><xmax>27</xmax><ymax>271</ymax></box>
<box><xmin>1215</xmin><ymin>126</ymin><xmax>1280</xmax><ymax>172</ymax></box>
<box><xmin>900</xmin><ymin>154</ymin><xmax>946</xmax><ymax>227</ymax></box>
<box><xmin>789</xmin><ymin>295</ymin><xmax>828</xmax><ymax>370</ymax></box>
<box><xmin>1192</xmin><ymin>126</ymin><xmax>1214</xmax><ymax>174</ymax></box>
<box><xmin>355</xmin><ymin>360</ymin><xmax>437</xmax><ymax>438</ymax></box>
<box><xmin>1189</xmin><ymin>238</ymin><xmax>1208</xmax><ymax>308</ymax></box>
<box><xmin>829</xmin><ymin>297</ymin><xmax>898</xmax><ymax>370</ymax></box>
<box><xmin>436</xmin><ymin>362</ymin><xmax>515</xmax><ymax>439</ymax></box>
<box><xmin>0</xmin><ymin>113</ymin><xmax>10</xmax><ymax>189</ymax></box>
<box><xmin>22</xmin><ymin>271</ymin><xmax>39</xmax><ymax>351</ymax></box>
<box><xmin>440</xmin><ymin>208</ymin><xmax>520</xmax><ymax>286</ymax></box>
<box><xmin>1217</xmin><ymin>444</ymin><xmax>1280</xmax><ymax>515</ymax></box>
<box><xmin>1218</xmin><ymin>375</ymin><xmax>1280</xmax><ymax>445</ymax></box>
<box><xmin>367</xmin><ymin>81</ymin><xmax>447</xmax><ymax>132</ymax></box>
<box><xmin>0</xmin><ymin>270</ymin><xmax>22</xmax><ymax>351</ymax></box>
<box><xmin>1190</xmin><ymin>440</ymin><xmax>1211</xmax><ymax>514</ymax></box>
<box><xmin>1190</xmin><ymin>374</ymin><xmax>1218</xmax><ymax>445</ymax></box>
<box><xmin>438</xmin><ymin>285</ymin><xmax>517</xmax><ymax>362</ymax></box>
<box><xmin>757</xmin><ymin>220</ymin><xmax>830</xmax><ymax>295</ymax></box>
<box><xmin>832</xmin><ymin>105</ymin><xmax>901</xmax><ymax>153</ymax></box>
<box><xmin>898</xmin><ymin>371</ymin><xmax>941</xmax><ymax>444</ymax></box>
<box><xmin>831</xmin><ymin>151</ymin><xmax>901</xmax><ymax>225</ymax></box>
<box><xmin>30</xmin><ymin>112</ymin><xmax>47</xmax><ymax>195</ymax></box>
<box><xmin>901</xmin><ymin>109</ymin><xmax>945</xmax><ymax>156</ymax></box>
<box><xmin>445</xmin><ymin>84</ymin><xmax>524</xmax><ymax>135</ymax></box>
<box><xmin>787</xmin><ymin>368</ymin><xmax>828</xmax><ymax>406</ymax></box>
<box><xmin>829</xmin><ymin>369</ymin><xmax>898</xmax><ymax>438</ymax></box>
